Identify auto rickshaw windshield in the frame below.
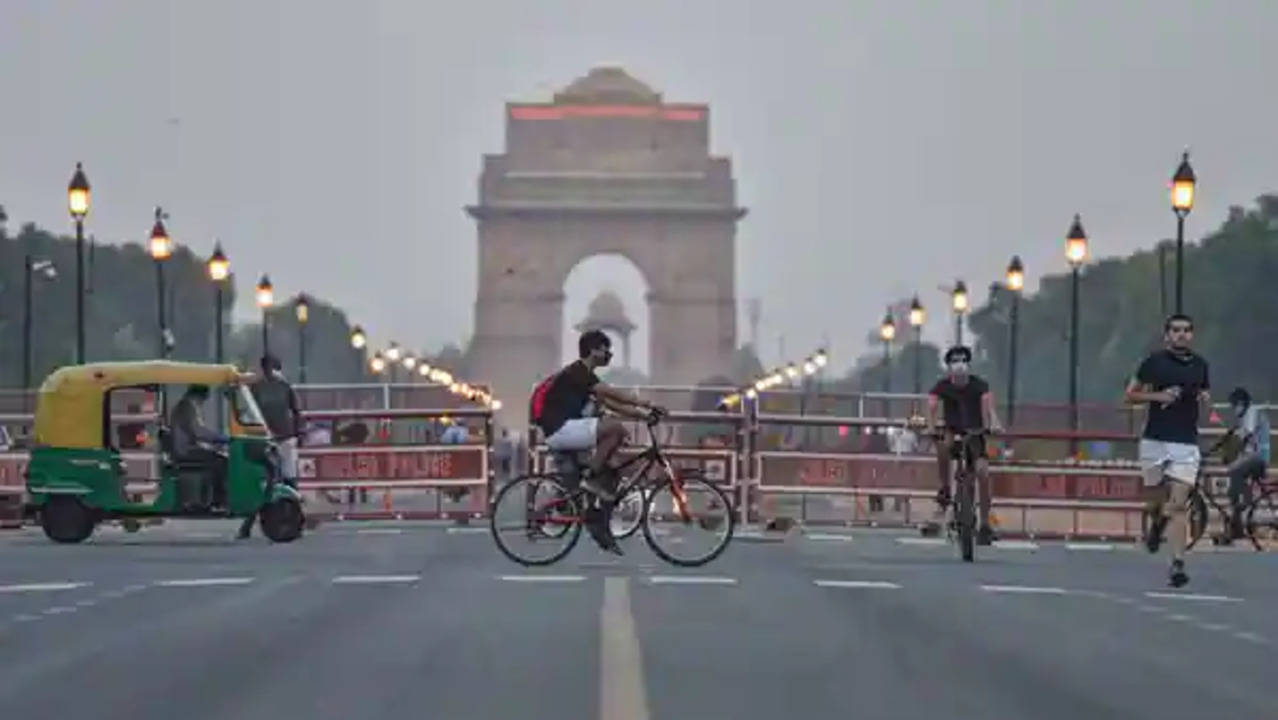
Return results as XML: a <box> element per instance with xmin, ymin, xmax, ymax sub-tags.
<box><xmin>231</xmin><ymin>385</ymin><xmax>268</xmax><ymax>428</ymax></box>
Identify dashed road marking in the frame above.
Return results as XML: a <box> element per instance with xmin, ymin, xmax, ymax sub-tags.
<box><xmin>1233</xmin><ymin>631</ymin><xmax>1268</xmax><ymax>644</ymax></box>
<box><xmin>42</xmin><ymin>606</ymin><xmax>76</xmax><ymax>615</ymax></box>
<box><xmin>1145</xmin><ymin>592</ymin><xmax>1242</xmax><ymax>603</ymax></box>
<box><xmin>0</xmin><ymin>582</ymin><xmax>90</xmax><ymax>593</ymax></box>
<box><xmin>895</xmin><ymin>537</ymin><xmax>947</xmax><ymax>547</ymax></box>
<box><xmin>1065</xmin><ymin>543</ymin><xmax>1115</xmax><ymax>551</ymax></box>
<box><xmin>498</xmin><ymin>574</ymin><xmax>586</xmax><ymax>583</ymax></box>
<box><xmin>993</xmin><ymin>540</ymin><xmax>1040</xmax><ymax>551</ymax></box>
<box><xmin>814</xmin><ymin>579</ymin><xmax>901</xmax><ymax>590</ymax></box>
<box><xmin>446</xmin><ymin>527</ymin><xmax>488</xmax><ymax>535</ymax></box>
<box><xmin>357</xmin><ymin>528</ymin><xmax>404</xmax><ymax>535</ymax></box>
<box><xmin>155</xmin><ymin>577</ymin><xmax>255</xmax><ymax>588</ymax></box>
<box><xmin>1164</xmin><ymin>614</ymin><xmax>1193</xmax><ymax>622</ymax></box>
<box><xmin>647</xmin><ymin>576</ymin><xmax>737</xmax><ymax>586</ymax></box>
<box><xmin>805</xmin><ymin>533</ymin><xmax>854</xmax><ymax>542</ymax></box>
<box><xmin>332</xmin><ymin>575</ymin><xmax>421</xmax><ymax>585</ymax></box>
<box><xmin>981</xmin><ymin>584</ymin><xmax>1068</xmax><ymax>595</ymax></box>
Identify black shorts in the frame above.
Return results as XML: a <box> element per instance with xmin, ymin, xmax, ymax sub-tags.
<box><xmin>944</xmin><ymin>431</ymin><xmax>986</xmax><ymax>461</ymax></box>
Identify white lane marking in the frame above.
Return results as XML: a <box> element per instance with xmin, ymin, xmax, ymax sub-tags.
<box><xmin>1137</xmin><ymin>605</ymin><xmax>1167</xmax><ymax>613</ymax></box>
<box><xmin>446</xmin><ymin>527</ymin><xmax>488</xmax><ymax>535</ymax></box>
<box><xmin>814</xmin><ymin>579</ymin><xmax>901</xmax><ymax>590</ymax></box>
<box><xmin>43</xmin><ymin>606</ymin><xmax>76</xmax><ymax>615</ymax></box>
<box><xmin>1145</xmin><ymin>592</ymin><xmax>1243</xmax><ymax>603</ymax></box>
<box><xmin>647</xmin><ymin>576</ymin><xmax>737</xmax><ymax>586</ymax></box>
<box><xmin>100</xmin><ymin>590</ymin><xmax>128</xmax><ymax>600</ymax></box>
<box><xmin>498</xmin><ymin>574</ymin><xmax>586</xmax><ymax>583</ymax></box>
<box><xmin>356</xmin><ymin>528</ymin><xmax>404</xmax><ymax>535</ymax></box>
<box><xmin>12</xmin><ymin>614</ymin><xmax>41</xmax><ymax>623</ymax></box>
<box><xmin>993</xmin><ymin>540</ymin><xmax>1039</xmax><ymax>551</ymax></box>
<box><xmin>75</xmin><ymin>599</ymin><xmax>97</xmax><ymax>608</ymax></box>
<box><xmin>0</xmin><ymin>582</ymin><xmax>90</xmax><ymax>593</ymax></box>
<box><xmin>601</xmin><ymin>577</ymin><xmax>650</xmax><ymax>720</ymax></box>
<box><xmin>1233</xmin><ymin>631</ymin><xmax>1268</xmax><ymax>644</ymax></box>
<box><xmin>981</xmin><ymin>584</ymin><xmax>1068</xmax><ymax>595</ymax></box>
<box><xmin>1198</xmin><ymin>623</ymin><xmax>1231</xmax><ymax>632</ymax></box>
<box><xmin>123</xmin><ymin>584</ymin><xmax>148</xmax><ymax>593</ymax></box>
<box><xmin>1066</xmin><ymin>543</ymin><xmax>1115</xmax><ymax>551</ymax></box>
<box><xmin>806</xmin><ymin>533</ymin><xmax>854</xmax><ymax>542</ymax></box>
<box><xmin>155</xmin><ymin>577</ymin><xmax>255</xmax><ymax>588</ymax></box>
<box><xmin>896</xmin><ymin>537</ymin><xmax>946</xmax><ymax>546</ymax></box>
<box><xmin>331</xmin><ymin>575</ymin><xmax>421</xmax><ymax>585</ymax></box>
<box><xmin>1165</xmin><ymin>614</ymin><xmax>1193</xmax><ymax>622</ymax></box>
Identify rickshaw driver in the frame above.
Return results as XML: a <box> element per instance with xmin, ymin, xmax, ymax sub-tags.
<box><xmin>169</xmin><ymin>384</ymin><xmax>232</xmax><ymax>506</ymax></box>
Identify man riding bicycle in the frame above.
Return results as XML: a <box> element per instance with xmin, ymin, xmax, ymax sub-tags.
<box><xmin>924</xmin><ymin>345</ymin><xmax>1003</xmax><ymax>546</ymax></box>
<box><xmin>1223</xmin><ymin>386</ymin><xmax>1269</xmax><ymax>542</ymax></box>
<box><xmin>529</xmin><ymin>329</ymin><xmax>666</xmax><ymax>552</ymax></box>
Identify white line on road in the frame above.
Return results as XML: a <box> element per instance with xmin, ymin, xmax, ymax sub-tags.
<box><xmin>446</xmin><ymin>527</ymin><xmax>488</xmax><ymax>535</ymax></box>
<box><xmin>12</xmin><ymin>614</ymin><xmax>41</xmax><ymax>623</ymax></box>
<box><xmin>1198</xmin><ymin>623</ymin><xmax>1231</xmax><ymax>632</ymax></box>
<box><xmin>600</xmin><ymin>577</ymin><xmax>650</xmax><ymax>720</ymax></box>
<box><xmin>814</xmin><ymin>579</ymin><xmax>901</xmax><ymax>590</ymax></box>
<box><xmin>0</xmin><ymin>582</ymin><xmax>90</xmax><ymax>593</ymax></box>
<box><xmin>896</xmin><ymin>537</ymin><xmax>947</xmax><ymax>546</ymax></box>
<box><xmin>980</xmin><ymin>584</ymin><xmax>1069</xmax><ymax>595</ymax></box>
<box><xmin>498</xmin><ymin>574</ymin><xmax>586</xmax><ymax>583</ymax></box>
<box><xmin>331</xmin><ymin>575</ymin><xmax>421</xmax><ymax>584</ymax></box>
<box><xmin>805</xmin><ymin>533</ymin><xmax>854</xmax><ymax>542</ymax></box>
<box><xmin>1145</xmin><ymin>592</ymin><xmax>1243</xmax><ymax>603</ymax></box>
<box><xmin>1164</xmin><ymin>614</ymin><xmax>1193</xmax><ymax>622</ymax></box>
<box><xmin>1065</xmin><ymin>543</ymin><xmax>1115</xmax><ymax>551</ymax></box>
<box><xmin>75</xmin><ymin>599</ymin><xmax>97</xmax><ymax>608</ymax></box>
<box><xmin>356</xmin><ymin>528</ymin><xmax>404</xmax><ymax>535</ymax></box>
<box><xmin>1233</xmin><ymin>631</ymin><xmax>1268</xmax><ymax>644</ymax></box>
<box><xmin>992</xmin><ymin>540</ymin><xmax>1040</xmax><ymax>551</ymax></box>
<box><xmin>42</xmin><ymin>606</ymin><xmax>76</xmax><ymax>615</ymax></box>
<box><xmin>647</xmin><ymin>576</ymin><xmax>737</xmax><ymax>585</ymax></box>
<box><xmin>155</xmin><ymin>577</ymin><xmax>255</xmax><ymax>588</ymax></box>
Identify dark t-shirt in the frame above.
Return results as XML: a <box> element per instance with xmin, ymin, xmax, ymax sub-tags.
<box><xmin>539</xmin><ymin>360</ymin><xmax>600</xmax><ymax>435</ymax></box>
<box><xmin>930</xmin><ymin>375</ymin><xmax>990</xmax><ymax>431</ymax></box>
<box><xmin>251</xmin><ymin>376</ymin><xmax>300</xmax><ymax>439</ymax></box>
<box><xmin>1135</xmin><ymin>349</ymin><xmax>1210</xmax><ymax>444</ymax></box>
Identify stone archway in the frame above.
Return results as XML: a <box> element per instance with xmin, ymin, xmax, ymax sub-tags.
<box><xmin>466</xmin><ymin>67</ymin><xmax>746</xmax><ymax>426</ymax></box>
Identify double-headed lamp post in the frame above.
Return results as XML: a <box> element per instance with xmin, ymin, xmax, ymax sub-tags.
<box><xmin>908</xmin><ymin>296</ymin><xmax>925</xmax><ymax>398</ymax></box>
<box><xmin>952</xmin><ymin>280</ymin><xmax>969</xmax><ymax>345</ymax></box>
<box><xmin>148</xmin><ymin>208</ymin><xmax>173</xmax><ymax>358</ymax></box>
<box><xmin>1005</xmin><ymin>256</ymin><xmax>1024</xmax><ymax>426</ymax></box>
<box><xmin>294</xmin><ymin>294</ymin><xmax>310</xmax><ymax>383</ymax></box>
<box><xmin>1066</xmin><ymin>214</ymin><xmax>1089</xmax><ymax>453</ymax></box>
<box><xmin>67</xmin><ymin>163</ymin><xmax>91</xmax><ymax>363</ymax></box>
<box><xmin>256</xmin><ymin>275</ymin><xmax>274</xmax><ymax>356</ymax></box>
<box><xmin>206</xmin><ymin>243</ymin><xmax>229</xmax><ymax>364</ymax></box>
<box><xmin>879</xmin><ymin>309</ymin><xmax>896</xmax><ymax>416</ymax></box>
<box><xmin>1170</xmin><ymin>151</ymin><xmax>1196</xmax><ymax>314</ymax></box>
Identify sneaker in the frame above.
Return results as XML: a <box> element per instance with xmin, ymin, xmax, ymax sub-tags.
<box><xmin>977</xmin><ymin>525</ymin><xmax>995</xmax><ymax>546</ymax></box>
<box><xmin>1168</xmin><ymin>560</ymin><xmax>1189</xmax><ymax>588</ymax></box>
<box><xmin>935</xmin><ymin>486</ymin><xmax>951</xmax><ymax>510</ymax></box>
<box><xmin>1145</xmin><ymin>514</ymin><xmax>1167</xmax><ymax>554</ymax></box>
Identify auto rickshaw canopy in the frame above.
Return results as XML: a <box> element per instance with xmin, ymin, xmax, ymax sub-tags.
<box><xmin>33</xmin><ymin>361</ymin><xmax>249</xmax><ymax>450</ymax></box>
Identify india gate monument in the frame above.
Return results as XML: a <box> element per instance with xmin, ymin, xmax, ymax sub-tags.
<box><xmin>466</xmin><ymin>67</ymin><xmax>747</xmax><ymax>426</ymax></box>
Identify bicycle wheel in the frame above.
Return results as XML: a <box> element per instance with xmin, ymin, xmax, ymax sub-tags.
<box><xmin>642</xmin><ymin>470</ymin><xmax>735</xmax><ymax>567</ymax></box>
<box><xmin>1245</xmin><ymin>485</ymin><xmax>1278</xmax><ymax>549</ymax></box>
<box><xmin>610</xmin><ymin>485</ymin><xmax>646</xmax><ymax>540</ymax></box>
<box><xmin>955</xmin><ymin>471</ymin><xmax>976</xmax><ymax>562</ymax></box>
<box><xmin>489</xmin><ymin>474</ymin><xmax>583</xmax><ymax>566</ymax></box>
<box><xmin>1185</xmin><ymin>489</ymin><xmax>1209</xmax><ymax>550</ymax></box>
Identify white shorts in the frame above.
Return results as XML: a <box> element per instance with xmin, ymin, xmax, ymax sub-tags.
<box><xmin>277</xmin><ymin>437</ymin><xmax>299</xmax><ymax>480</ymax></box>
<box><xmin>1139</xmin><ymin>439</ymin><xmax>1200</xmax><ymax>486</ymax></box>
<box><xmin>544</xmin><ymin>418</ymin><xmax>598</xmax><ymax>452</ymax></box>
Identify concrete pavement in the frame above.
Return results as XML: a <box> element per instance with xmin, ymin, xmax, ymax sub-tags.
<box><xmin>1</xmin><ymin>521</ymin><xmax>1275</xmax><ymax>719</ymax></box>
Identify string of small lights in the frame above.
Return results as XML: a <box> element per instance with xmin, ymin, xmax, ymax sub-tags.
<box><xmin>719</xmin><ymin>348</ymin><xmax>828</xmax><ymax>408</ymax></box>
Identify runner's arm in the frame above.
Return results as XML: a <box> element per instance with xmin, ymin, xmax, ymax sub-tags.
<box><xmin>925</xmin><ymin>393</ymin><xmax>940</xmax><ymax>434</ymax></box>
<box><xmin>592</xmin><ymin>382</ymin><xmax>657</xmax><ymax>411</ymax></box>
<box><xmin>1124</xmin><ymin>377</ymin><xmax>1175</xmax><ymax>405</ymax></box>
<box><xmin>981</xmin><ymin>391</ymin><xmax>1003</xmax><ymax>433</ymax></box>
<box><xmin>598</xmin><ymin>393</ymin><xmax>652</xmax><ymax>421</ymax></box>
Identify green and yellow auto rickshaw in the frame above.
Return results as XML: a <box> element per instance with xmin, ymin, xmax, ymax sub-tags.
<box><xmin>24</xmin><ymin>361</ymin><xmax>305</xmax><ymax>543</ymax></box>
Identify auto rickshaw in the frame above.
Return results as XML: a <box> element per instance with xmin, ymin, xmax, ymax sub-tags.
<box><xmin>24</xmin><ymin>361</ymin><xmax>305</xmax><ymax>544</ymax></box>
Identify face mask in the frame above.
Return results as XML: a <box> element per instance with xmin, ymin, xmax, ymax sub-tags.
<box><xmin>947</xmin><ymin>361</ymin><xmax>969</xmax><ymax>375</ymax></box>
<box><xmin>598</xmin><ymin>349</ymin><xmax>613</xmax><ymax>367</ymax></box>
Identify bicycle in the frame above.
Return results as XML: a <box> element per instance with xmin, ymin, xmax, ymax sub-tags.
<box><xmin>1166</xmin><ymin>435</ymin><xmax>1277</xmax><ymax>551</ymax></box>
<box><xmin>489</xmin><ymin>412</ymin><xmax>736</xmax><ymax>567</ymax></box>
<box><xmin>920</xmin><ymin>427</ymin><xmax>991</xmax><ymax>562</ymax></box>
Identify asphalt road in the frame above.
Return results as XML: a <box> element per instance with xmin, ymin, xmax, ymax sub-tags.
<box><xmin>1</xmin><ymin>520</ymin><xmax>1275</xmax><ymax>720</ymax></box>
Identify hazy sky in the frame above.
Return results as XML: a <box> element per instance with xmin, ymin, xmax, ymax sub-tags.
<box><xmin>3</xmin><ymin>0</ymin><xmax>1276</xmax><ymax>377</ymax></box>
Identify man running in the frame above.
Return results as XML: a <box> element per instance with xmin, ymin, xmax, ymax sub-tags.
<box><xmin>1126</xmin><ymin>314</ymin><xmax>1211</xmax><ymax>588</ymax></box>
<box><xmin>925</xmin><ymin>345</ymin><xmax>1002</xmax><ymax>546</ymax></box>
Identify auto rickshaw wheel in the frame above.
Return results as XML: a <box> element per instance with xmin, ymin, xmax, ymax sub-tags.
<box><xmin>41</xmin><ymin>496</ymin><xmax>96</xmax><ymax>544</ymax></box>
<box><xmin>259</xmin><ymin>499</ymin><xmax>304</xmax><ymax>543</ymax></box>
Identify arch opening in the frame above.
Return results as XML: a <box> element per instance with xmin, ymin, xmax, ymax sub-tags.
<box><xmin>560</xmin><ymin>253</ymin><xmax>651</xmax><ymax>384</ymax></box>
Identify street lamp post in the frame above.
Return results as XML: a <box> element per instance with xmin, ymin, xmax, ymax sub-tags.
<box><xmin>1171</xmin><ymin>151</ymin><xmax>1196</xmax><ymax>314</ymax></box>
<box><xmin>1005</xmin><ymin>256</ymin><xmax>1024</xmax><ymax>426</ymax></box>
<box><xmin>256</xmin><ymin>275</ymin><xmax>274</xmax><ymax>356</ymax></box>
<box><xmin>148</xmin><ymin>208</ymin><xmax>173</xmax><ymax>358</ymax></box>
<box><xmin>385</xmin><ymin>342</ymin><xmax>402</xmax><ymax>384</ymax></box>
<box><xmin>1066</xmin><ymin>214</ymin><xmax>1089</xmax><ymax>454</ymax></box>
<box><xmin>294</xmin><ymin>294</ymin><xmax>310</xmax><ymax>383</ymax></box>
<box><xmin>23</xmin><ymin>257</ymin><xmax>57</xmax><ymax>410</ymax></box>
<box><xmin>350</xmin><ymin>325</ymin><xmax>367</xmax><ymax>380</ymax></box>
<box><xmin>67</xmin><ymin>163</ymin><xmax>90</xmax><ymax>363</ymax></box>
<box><xmin>951</xmin><ymin>280</ymin><xmax>968</xmax><ymax>345</ymax></box>
<box><xmin>879</xmin><ymin>309</ymin><xmax>896</xmax><ymax>417</ymax></box>
<box><xmin>908</xmin><ymin>296</ymin><xmax>925</xmax><ymax>404</ymax></box>
<box><xmin>206</xmin><ymin>243</ymin><xmax>229</xmax><ymax>364</ymax></box>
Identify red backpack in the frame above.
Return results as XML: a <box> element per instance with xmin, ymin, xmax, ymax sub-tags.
<box><xmin>528</xmin><ymin>370</ymin><xmax>561</xmax><ymax>427</ymax></box>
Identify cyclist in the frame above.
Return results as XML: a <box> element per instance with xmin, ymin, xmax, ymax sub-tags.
<box><xmin>924</xmin><ymin>345</ymin><xmax>1002</xmax><ymax>546</ymax></box>
<box><xmin>1224</xmin><ymin>387</ymin><xmax>1269</xmax><ymax>541</ymax></box>
<box><xmin>1125</xmin><ymin>313</ymin><xmax>1211</xmax><ymax>588</ymax></box>
<box><xmin>529</xmin><ymin>330</ymin><xmax>665</xmax><ymax>552</ymax></box>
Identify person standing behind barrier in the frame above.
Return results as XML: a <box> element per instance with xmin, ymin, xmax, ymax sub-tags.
<box><xmin>241</xmin><ymin>355</ymin><xmax>302</xmax><ymax>540</ymax></box>
<box><xmin>1225</xmin><ymin>387</ymin><xmax>1269</xmax><ymax>541</ymax></box>
<box><xmin>1125</xmin><ymin>314</ymin><xmax>1211</xmax><ymax>588</ymax></box>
